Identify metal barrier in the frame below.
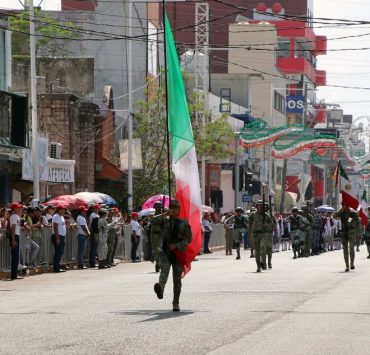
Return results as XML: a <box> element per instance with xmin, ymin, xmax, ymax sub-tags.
<box><xmin>0</xmin><ymin>223</ymin><xmax>228</xmax><ymax>274</ymax></box>
<box><xmin>208</xmin><ymin>224</ymin><xmax>226</xmax><ymax>250</ymax></box>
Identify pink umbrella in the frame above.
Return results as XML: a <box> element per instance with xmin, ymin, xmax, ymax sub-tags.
<box><xmin>142</xmin><ymin>194</ymin><xmax>170</xmax><ymax>209</ymax></box>
<box><xmin>44</xmin><ymin>195</ymin><xmax>87</xmax><ymax>210</ymax></box>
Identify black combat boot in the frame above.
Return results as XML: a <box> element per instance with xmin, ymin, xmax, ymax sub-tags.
<box><xmin>154</xmin><ymin>283</ymin><xmax>163</xmax><ymax>299</ymax></box>
<box><xmin>293</xmin><ymin>250</ymin><xmax>297</xmax><ymax>259</ymax></box>
<box><xmin>236</xmin><ymin>249</ymin><xmax>241</xmax><ymax>260</ymax></box>
<box><xmin>268</xmin><ymin>256</ymin><xmax>272</xmax><ymax>269</ymax></box>
<box><xmin>155</xmin><ymin>263</ymin><xmax>160</xmax><ymax>273</ymax></box>
<box><xmin>173</xmin><ymin>292</ymin><xmax>180</xmax><ymax>312</ymax></box>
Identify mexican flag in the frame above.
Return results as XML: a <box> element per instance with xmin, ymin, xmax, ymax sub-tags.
<box><xmin>358</xmin><ymin>190</ymin><xmax>368</xmax><ymax>227</ymax></box>
<box><xmin>334</xmin><ymin>161</ymin><xmax>359</xmax><ymax>210</ymax></box>
<box><xmin>165</xmin><ymin>13</ymin><xmax>202</xmax><ymax>276</ymax></box>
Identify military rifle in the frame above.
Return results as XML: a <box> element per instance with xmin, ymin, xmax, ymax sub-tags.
<box><xmin>262</xmin><ymin>190</ymin><xmax>266</xmax><ymax>223</ymax></box>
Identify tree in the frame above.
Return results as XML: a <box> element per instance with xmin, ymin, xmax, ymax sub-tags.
<box><xmin>9</xmin><ymin>9</ymin><xmax>79</xmax><ymax>56</ymax></box>
<box><xmin>129</xmin><ymin>77</ymin><xmax>235</xmax><ymax>208</ymax></box>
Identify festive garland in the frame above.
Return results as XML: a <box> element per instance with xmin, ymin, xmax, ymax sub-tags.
<box><xmin>239</xmin><ymin>118</ymin><xmax>337</xmax><ymax>158</ymax></box>
<box><xmin>240</xmin><ymin>120</ymin><xmax>304</xmax><ymax>148</ymax></box>
<box><xmin>272</xmin><ymin>137</ymin><xmax>336</xmax><ymax>159</ymax></box>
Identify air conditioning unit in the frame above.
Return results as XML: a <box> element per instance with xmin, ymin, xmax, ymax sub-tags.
<box><xmin>49</xmin><ymin>142</ymin><xmax>62</xmax><ymax>159</ymax></box>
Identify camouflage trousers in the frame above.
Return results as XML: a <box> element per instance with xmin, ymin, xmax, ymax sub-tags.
<box><xmin>341</xmin><ymin>234</ymin><xmax>356</xmax><ymax>267</ymax></box>
<box><xmin>151</xmin><ymin>234</ymin><xmax>163</xmax><ymax>265</ymax></box>
<box><xmin>253</xmin><ymin>233</ymin><xmax>267</xmax><ymax>268</ymax></box>
<box><xmin>291</xmin><ymin>230</ymin><xmax>305</xmax><ymax>253</ymax></box>
<box><xmin>159</xmin><ymin>251</ymin><xmax>182</xmax><ymax>295</ymax></box>
<box><xmin>97</xmin><ymin>233</ymin><xmax>108</xmax><ymax>261</ymax></box>
<box><xmin>105</xmin><ymin>233</ymin><xmax>117</xmax><ymax>264</ymax></box>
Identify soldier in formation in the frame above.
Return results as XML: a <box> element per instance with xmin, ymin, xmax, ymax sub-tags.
<box><xmin>152</xmin><ymin>199</ymin><xmax>192</xmax><ymax>312</ymax></box>
<box><xmin>248</xmin><ymin>200</ymin><xmax>274</xmax><ymax>272</ymax></box>
<box><xmin>300</xmin><ymin>205</ymin><xmax>314</xmax><ymax>257</ymax></box>
<box><xmin>286</xmin><ymin>207</ymin><xmax>310</xmax><ymax>259</ymax></box>
<box><xmin>333</xmin><ymin>202</ymin><xmax>361</xmax><ymax>272</ymax></box>
<box><xmin>229</xmin><ymin>207</ymin><xmax>248</xmax><ymax>260</ymax></box>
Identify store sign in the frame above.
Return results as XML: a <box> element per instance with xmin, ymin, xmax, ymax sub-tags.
<box><xmin>47</xmin><ymin>158</ymin><xmax>75</xmax><ymax>183</ymax></box>
<box><xmin>286</xmin><ymin>96</ymin><xmax>305</xmax><ymax>114</ymax></box>
<box><xmin>22</xmin><ymin>140</ymin><xmax>75</xmax><ymax>183</ymax></box>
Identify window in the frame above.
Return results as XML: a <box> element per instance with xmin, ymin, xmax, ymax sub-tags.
<box><xmin>277</xmin><ymin>41</ymin><xmax>290</xmax><ymax>58</ymax></box>
<box><xmin>274</xmin><ymin>91</ymin><xmax>285</xmax><ymax>114</ymax></box>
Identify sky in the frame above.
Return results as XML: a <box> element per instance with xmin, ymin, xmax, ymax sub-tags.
<box><xmin>1</xmin><ymin>0</ymin><xmax>370</xmax><ymax>120</ymax></box>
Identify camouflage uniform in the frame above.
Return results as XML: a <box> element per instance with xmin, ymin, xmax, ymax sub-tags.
<box><xmin>286</xmin><ymin>212</ymin><xmax>309</xmax><ymax>259</ymax></box>
<box><xmin>249</xmin><ymin>209</ymin><xmax>274</xmax><ymax>271</ymax></box>
<box><xmin>153</xmin><ymin>213</ymin><xmax>192</xmax><ymax>307</ymax></box>
<box><xmin>333</xmin><ymin>209</ymin><xmax>361</xmax><ymax>271</ymax></box>
<box><xmin>150</xmin><ymin>213</ymin><xmax>164</xmax><ymax>272</ymax></box>
<box><xmin>105</xmin><ymin>215</ymin><xmax>118</xmax><ymax>265</ymax></box>
<box><xmin>301</xmin><ymin>207</ymin><xmax>314</xmax><ymax>257</ymax></box>
<box><xmin>229</xmin><ymin>212</ymin><xmax>248</xmax><ymax>259</ymax></box>
<box><xmin>265</xmin><ymin>212</ymin><xmax>276</xmax><ymax>269</ymax></box>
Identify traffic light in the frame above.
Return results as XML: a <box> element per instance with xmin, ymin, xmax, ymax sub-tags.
<box><xmin>232</xmin><ymin>166</ymin><xmax>244</xmax><ymax>191</ymax></box>
<box><xmin>245</xmin><ymin>171</ymin><xmax>253</xmax><ymax>191</ymax></box>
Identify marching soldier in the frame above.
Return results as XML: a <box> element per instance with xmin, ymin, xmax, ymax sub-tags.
<box><xmin>153</xmin><ymin>199</ymin><xmax>192</xmax><ymax>312</ymax></box>
<box><xmin>286</xmin><ymin>207</ymin><xmax>309</xmax><ymax>259</ymax></box>
<box><xmin>248</xmin><ymin>200</ymin><xmax>274</xmax><ymax>272</ymax></box>
<box><xmin>225</xmin><ymin>207</ymin><xmax>248</xmax><ymax>260</ymax></box>
<box><xmin>265</xmin><ymin>204</ymin><xmax>276</xmax><ymax>269</ymax></box>
<box><xmin>248</xmin><ymin>207</ymin><xmax>256</xmax><ymax>258</ymax></box>
<box><xmin>333</xmin><ymin>202</ymin><xmax>361</xmax><ymax>272</ymax></box>
<box><xmin>301</xmin><ymin>205</ymin><xmax>314</xmax><ymax>257</ymax></box>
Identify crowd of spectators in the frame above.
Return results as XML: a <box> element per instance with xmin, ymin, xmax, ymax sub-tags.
<box><xmin>0</xmin><ymin>200</ymin><xmax>153</xmax><ymax>280</ymax></box>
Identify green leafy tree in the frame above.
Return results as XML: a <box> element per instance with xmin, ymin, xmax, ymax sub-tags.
<box><xmin>10</xmin><ymin>9</ymin><xmax>79</xmax><ymax>56</ymax></box>
<box><xmin>128</xmin><ymin>79</ymin><xmax>235</xmax><ymax>208</ymax></box>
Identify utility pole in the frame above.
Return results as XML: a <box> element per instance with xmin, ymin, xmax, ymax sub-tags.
<box><xmin>127</xmin><ymin>0</ymin><xmax>133</xmax><ymax>213</ymax></box>
<box><xmin>195</xmin><ymin>2</ymin><xmax>209</xmax><ymax>205</ymax></box>
<box><xmin>30</xmin><ymin>0</ymin><xmax>40</xmax><ymax>200</ymax></box>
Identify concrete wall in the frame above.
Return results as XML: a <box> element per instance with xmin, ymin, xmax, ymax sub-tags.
<box><xmin>49</xmin><ymin>0</ymin><xmax>147</xmax><ymax>130</ymax></box>
<box><xmin>228</xmin><ymin>23</ymin><xmax>287</xmax><ymax>127</ymax></box>
<box><xmin>12</xmin><ymin>57</ymin><xmax>94</xmax><ymax>98</ymax></box>
<box><xmin>38</xmin><ymin>94</ymin><xmax>96</xmax><ymax>197</ymax></box>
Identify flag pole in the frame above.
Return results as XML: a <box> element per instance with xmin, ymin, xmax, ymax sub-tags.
<box><xmin>162</xmin><ymin>0</ymin><xmax>172</xmax><ymax>202</ymax></box>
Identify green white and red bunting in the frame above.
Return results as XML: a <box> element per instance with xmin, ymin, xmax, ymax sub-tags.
<box><xmin>165</xmin><ymin>13</ymin><xmax>202</xmax><ymax>276</ymax></box>
<box><xmin>359</xmin><ymin>190</ymin><xmax>368</xmax><ymax>227</ymax></box>
<box><xmin>332</xmin><ymin>160</ymin><xmax>349</xmax><ymax>188</ymax></box>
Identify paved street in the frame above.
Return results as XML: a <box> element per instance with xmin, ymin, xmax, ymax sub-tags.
<box><xmin>1</xmin><ymin>247</ymin><xmax>370</xmax><ymax>355</ymax></box>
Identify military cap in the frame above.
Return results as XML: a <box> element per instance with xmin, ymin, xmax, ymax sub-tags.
<box><xmin>250</xmin><ymin>207</ymin><xmax>257</xmax><ymax>212</ymax></box>
<box><xmin>256</xmin><ymin>200</ymin><xmax>264</xmax><ymax>205</ymax></box>
<box><xmin>235</xmin><ymin>206</ymin><xmax>244</xmax><ymax>212</ymax></box>
<box><xmin>153</xmin><ymin>201</ymin><xmax>163</xmax><ymax>206</ymax></box>
<box><xmin>291</xmin><ymin>207</ymin><xmax>298</xmax><ymax>212</ymax></box>
<box><xmin>99</xmin><ymin>208</ymin><xmax>108</xmax><ymax>214</ymax></box>
<box><xmin>301</xmin><ymin>205</ymin><xmax>308</xmax><ymax>210</ymax></box>
<box><xmin>169</xmin><ymin>199</ymin><xmax>180</xmax><ymax>208</ymax></box>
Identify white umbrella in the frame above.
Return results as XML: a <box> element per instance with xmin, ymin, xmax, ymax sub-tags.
<box><xmin>139</xmin><ymin>208</ymin><xmax>155</xmax><ymax>217</ymax></box>
<box><xmin>202</xmin><ymin>205</ymin><xmax>214</xmax><ymax>213</ymax></box>
<box><xmin>317</xmin><ymin>205</ymin><xmax>335</xmax><ymax>212</ymax></box>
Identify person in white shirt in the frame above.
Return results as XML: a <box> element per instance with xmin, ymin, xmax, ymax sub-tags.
<box><xmin>130</xmin><ymin>212</ymin><xmax>142</xmax><ymax>262</ymax></box>
<box><xmin>51</xmin><ymin>205</ymin><xmax>67</xmax><ymax>273</ymax></box>
<box><xmin>202</xmin><ymin>213</ymin><xmax>213</xmax><ymax>254</ymax></box>
<box><xmin>76</xmin><ymin>206</ymin><xmax>90</xmax><ymax>269</ymax></box>
<box><xmin>9</xmin><ymin>202</ymin><xmax>23</xmax><ymax>280</ymax></box>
